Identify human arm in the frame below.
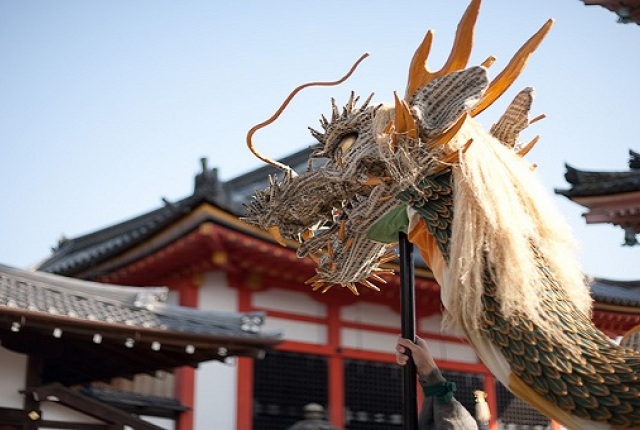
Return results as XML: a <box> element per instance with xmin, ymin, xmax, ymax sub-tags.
<box><xmin>396</xmin><ymin>336</ymin><xmax>479</xmax><ymax>430</ymax></box>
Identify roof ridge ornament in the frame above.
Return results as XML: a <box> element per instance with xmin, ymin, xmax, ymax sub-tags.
<box><xmin>193</xmin><ymin>156</ymin><xmax>223</xmax><ymax>197</ymax></box>
<box><xmin>133</xmin><ymin>290</ymin><xmax>168</xmax><ymax>309</ymax></box>
<box><xmin>630</xmin><ymin>149</ymin><xmax>640</xmax><ymax>170</ymax></box>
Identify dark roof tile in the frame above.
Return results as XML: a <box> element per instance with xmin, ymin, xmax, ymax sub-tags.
<box><xmin>555</xmin><ymin>149</ymin><xmax>640</xmax><ymax>197</ymax></box>
<box><xmin>0</xmin><ymin>264</ymin><xmax>280</xmax><ymax>340</ymax></box>
<box><xmin>590</xmin><ymin>277</ymin><xmax>640</xmax><ymax>307</ymax></box>
<box><xmin>36</xmin><ymin>150</ymin><xmax>315</xmax><ymax>276</ymax></box>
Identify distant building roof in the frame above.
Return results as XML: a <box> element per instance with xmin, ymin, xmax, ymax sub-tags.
<box><xmin>556</xmin><ymin>149</ymin><xmax>640</xmax><ymax>245</ymax></box>
<box><xmin>37</xmin><ymin>150</ymin><xmax>313</xmax><ymax>278</ymax></box>
<box><xmin>582</xmin><ymin>0</ymin><xmax>640</xmax><ymax>24</ymax></box>
<box><xmin>556</xmin><ymin>150</ymin><xmax>640</xmax><ymax>198</ymax></box>
<box><xmin>0</xmin><ymin>264</ymin><xmax>281</xmax><ymax>385</ymax></box>
<box><xmin>591</xmin><ymin>277</ymin><xmax>640</xmax><ymax>308</ymax></box>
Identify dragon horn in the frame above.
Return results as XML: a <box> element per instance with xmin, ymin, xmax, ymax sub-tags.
<box><xmin>405</xmin><ymin>0</ymin><xmax>480</xmax><ymax>100</ymax></box>
<box><xmin>470</xmin><ymin>19</ymin><xmax>554</xmax><ymax>117</ymax></box>
<box><xmin>393</xmin><ymin>92</ymin><xmax>418</xmax><ymax>139</ymax></box>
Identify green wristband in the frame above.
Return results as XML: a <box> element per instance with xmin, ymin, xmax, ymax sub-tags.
<box><xmin>423</xmin><ymin>381</ymin><xmax>456</xmax><ymax>404</ymax></box>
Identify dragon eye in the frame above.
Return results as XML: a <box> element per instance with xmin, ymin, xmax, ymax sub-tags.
<box><xmin>339</xmin><ymin>133</ymin><xmax>358</xmax><ymax>154</ymax></box>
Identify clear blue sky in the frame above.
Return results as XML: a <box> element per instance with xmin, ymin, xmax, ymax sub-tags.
<box><xmin>1</xmin><ymin>1</ymin><xmax>638</xmax><ymax>279</ymax></box>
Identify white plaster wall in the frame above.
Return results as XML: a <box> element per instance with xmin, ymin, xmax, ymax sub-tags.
<box><xmin>341</xmin><ymin>329</ymin><xmax>398</xmax><ymax>353</ymax></box>
<box><xmin>0</xmin><ymin>346</ymin><xmax>27</xmax><ymax>409</ymax></box>
<box><xmin>263</xmin><ymin>316</ymin><xmax>326</xmax><ymax>344</ymax></box>
<box><xmin>194</xmin><ymin>270</ymin><xmax>238</xmax><ymax>430</ymax></box>
<box><xmin>340</xmin><ymin>302</ymin><xmax>400</xmax><ymax>328</ymax></box>
<box><xmin>253</xmin><ymin>288</ymin><xmax>326</xmax><ymax>318</ymax></box>
<box><xmin>429</xmin><ymin>341</ymin><xmax>478</xmax><ymax>363</ymax></box>
<box><xmin>199</xmin><ymin>271</ymin><xmax>237</xmax><ymax>312</ymax></box>
<box><xmin>194</xmin><ymin>359</ymin><xmax>238</xmax><ymax>430</ymax></box>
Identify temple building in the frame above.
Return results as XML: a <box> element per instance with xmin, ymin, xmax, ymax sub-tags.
<box><xmin>0</xmin><ymin>263</ymin><xmax>280</xmax><ymax>429</ymax></box>
<box><xmin>556</xmin><ymin>149</ymin><xmax>640</xmax><ymax>247</ymax></box>
<box><xmin>10</xmin><ymin>149</ymin><xmax>639</xmax><ymax>430</ymax></box>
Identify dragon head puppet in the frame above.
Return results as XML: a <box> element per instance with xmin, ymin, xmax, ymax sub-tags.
<box><xmin>244</xmin><ymin>0</ymin><xmax>552</xmax><ymax>297</ymax></box>
<box><xmin>244</xmin><ymin>1</ymin><xmax>640</xmax><ymax>428</ymax></box>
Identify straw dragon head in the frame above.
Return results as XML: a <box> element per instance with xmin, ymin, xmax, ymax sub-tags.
<box><xmin>243</xmin><ymin>0</ymin><xmax>551</xmax><ymax>295</ymax></box>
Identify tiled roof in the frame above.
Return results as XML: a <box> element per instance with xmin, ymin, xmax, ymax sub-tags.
<box><xmin>36</xmin><ymin>151</ymin><xmax>314</xmax><ymax>277</ymax></box>
<box><xmin>0</xmin><ymin>264</ymin><xmax>281</xmax><ymax>385</ymax></box>
<box><xmin>0</xmin><ymin>264</ymin><xmax>276</xmax><ymax>338</ymax></box>
<box><xmin>37</xmin><ymin>192</ymin><xmax>213</xmax><ymax>277</ymax></box>
<box><xmin>223</xmin><ymin>146</ymin><xmax>313</xmax><ymax>195</ymax></box>
<box><xmin>591</xmin><ymin>277</ymin><xmax>640</xmax><ymax>308</ymax></box>
<box><xmin>555</xmin><ymin>149</ymin><xmax>640</xmax><ymax>198</ymax></box>
<box><xmin>38</xmin><ymin>205</ymin><xmax>182</xmax><ymax>276</ymax></box>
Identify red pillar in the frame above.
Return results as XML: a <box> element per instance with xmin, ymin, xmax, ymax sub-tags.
<box><xmin>483</xmin><ymin>372</ymin><xmax>498</xmax><ymax>430</ymax></box>
<box><xmin>237</xmin><ymin>357</ymin><xmax>255</xmax><ymax>430</ymax></box>
<box><xmin>327</xmin><ymin>303</ymin><xmax>344</xmax><ymax>428</ymax></box>
<box><xmin>172</xmin><ymin>275</ymin><xmax>201</xmax><ymax>430</ymax></box>
<box><xmin>237</xmin><ymin>287</ymin><xmax>255</xmax><ymax>430</ymax></box>
<box><xmin>175</xmin><ymin>367</ymin><xmax>196</xmax><ymax>430</ymax></box>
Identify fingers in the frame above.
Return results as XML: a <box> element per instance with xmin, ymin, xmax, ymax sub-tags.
<box><xmin>396</xmin><ymin>337</ymin><xmax>419</xmax><ymax>367</ymax></box>
<box><xmin>396</xmin><ymin>354</ymin><xmax>409</xmax><ymax>366</ymax></box>
<box><xmin>395</xmin><ymin>343</ymin><xmax>407</xmax><ymax>365</ymax></box>
<box><xmin>396</xmin><ymin>335</ymin><xmax>427</xmax><ymax>360</ymax></box>
<box><xmin>415</xmin><ymin>335</ymin><xmax>429</xmax><ymax>349</ymax></box>
<box><xmin>397</xmin><ymin>337</ymin><xmax>418</xmax><ymax>353</ymax></box>
<box><xmin>395</xmin><ymin>335</ymin><xmax>437</xmax><ymax>377</ymax></box>
<box><xmin>395</xmin><ymin>335</ymin><xmax>409</xmax><ymax>361</ymax></box>
<box><xmin>399</xmin><ymin>335</ymin><xmax>429</xmax><ymax>353</ymax></box>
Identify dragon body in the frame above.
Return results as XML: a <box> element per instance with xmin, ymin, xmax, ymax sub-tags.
<box><xmin>243</xmin><ymin>1</ymin><xmax>640</xmax><ymax>428</ymax></box>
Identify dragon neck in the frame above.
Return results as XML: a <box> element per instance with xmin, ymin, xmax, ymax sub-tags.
<box><xmin>441</xmin><ymin>120</ymin><xmax>592</xmax><ymax>335</ymax></box>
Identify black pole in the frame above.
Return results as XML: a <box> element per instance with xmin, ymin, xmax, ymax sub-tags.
<box><xmin>399</xmin><ymin>231</ymin><xmax>418</xmax><ymax>430</ymax></box>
